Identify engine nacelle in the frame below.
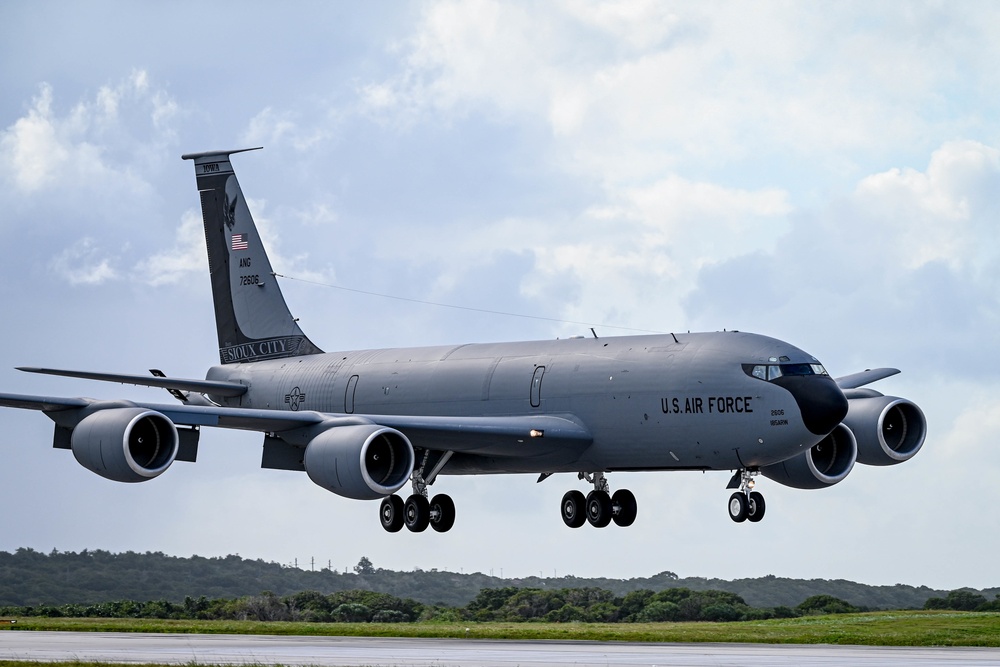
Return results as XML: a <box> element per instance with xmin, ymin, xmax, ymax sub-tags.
<box><xmin>71</xmin><ymin>408</ymin><xmax>179</xmax><ymax>483</ymax></box>
<box><xmin>844</xmin><ymin>395</ymin><xmax>926</xmax><ymax>466</ymax></box>
<box><xmin>303</xmin><ymin>424</ymin><xmax>414</xmax><ymax>500</ymax></box>
<box><xmin>760</xmin><ymin>423</ymin><xmax>857</xmax><ymax>489</ymax></box>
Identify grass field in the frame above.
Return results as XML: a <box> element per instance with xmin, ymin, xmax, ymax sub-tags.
<box><xmin>1</xmin><ymin>610</ymin><xmax>999</xmax><ymax>647</ymax></box>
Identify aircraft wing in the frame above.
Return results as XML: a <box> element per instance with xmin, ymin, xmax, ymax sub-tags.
<box><xmin>363</xmin><ymin>413</ymin><xmax>592</xmax><ymax>455</ymax></box>
<box><xmin>835</xmin><ymin>367</ymin><xmax>900</xmax><ymax>389</ymax></box>
<box><xmin>0</xmin><ymin>392</ymin><xmax>592</xmax><ymax>456</ymax></box>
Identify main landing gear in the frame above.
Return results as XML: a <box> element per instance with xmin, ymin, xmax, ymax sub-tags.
<box><xmin>379</xmin><ymin>454</ymin><xmax>456</xmax><ymax>533</ymax></box>
<box><xmin>561</xmin><ymin>472</ymin><xmax>637</xmax><ymax>528</ymax></box>
<box><xmin>727</xmin><ymin>469</ymin><xmax>765</xmax><ymax>523</ymax></box>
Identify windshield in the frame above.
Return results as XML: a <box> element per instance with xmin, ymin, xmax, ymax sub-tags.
<box><xmin>743</xmin><ymin>363</ymin><xmax>829</xmax><ymax>382</ymax></box>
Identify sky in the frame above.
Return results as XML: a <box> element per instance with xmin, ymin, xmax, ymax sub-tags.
<box><xmin>1</xmin><ymin>1</ymin><xmax>998</xmax><ymax>591</ymax></box>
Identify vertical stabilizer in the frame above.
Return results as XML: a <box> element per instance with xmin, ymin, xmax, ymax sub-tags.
<box><xmin>182</xmin><ymin>148</ymin><xmax>323</xmax><ymax>364</ymax></box>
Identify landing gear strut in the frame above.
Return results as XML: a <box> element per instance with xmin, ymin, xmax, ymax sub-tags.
<box><xmin>727</xmin><ymin>469</ymin><xmax>765</xmax><ymax>523</ymax></box>
<box><xmin>561</xmin><ymin>472</ymin><xmax>637</xmax><ymax>528</ymax></box>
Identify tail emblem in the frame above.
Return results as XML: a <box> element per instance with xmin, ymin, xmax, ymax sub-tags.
<box><xmin>224</xmin><ymin>192</ymin><xmax>238</xmax><ymax>230</ymax></box>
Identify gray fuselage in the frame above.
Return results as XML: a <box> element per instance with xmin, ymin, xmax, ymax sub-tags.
<box><xmin>207</xmin><ymin>330</ymin><xmax>831</xmax><ymax>475</ymax></box>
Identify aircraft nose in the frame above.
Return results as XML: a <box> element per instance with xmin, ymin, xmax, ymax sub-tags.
<box><xmin>772</xmin><ymin>375</ymin><xmax>849</xmax><ymax>436</ymax></box>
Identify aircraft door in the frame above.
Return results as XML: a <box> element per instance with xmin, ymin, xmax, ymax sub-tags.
<box><xmin>530</xmin><ymin>366</ymin><xmax>545</xmax><ymax>408</ymax></box>
<box><xmin>345</xmin><ymin>375</ymin><xmax>359</xmax><ymax>414</ymax></box>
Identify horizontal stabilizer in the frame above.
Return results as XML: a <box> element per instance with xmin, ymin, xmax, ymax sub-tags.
<box><xmin>835</xmin><ymin>368</ymin><xmax>900</xmax><ymax>389</ymax></box>
<box><xmin>16</xmin><ymin>367</ymin><xmax>247</xmax><ymax>397</ymax></box>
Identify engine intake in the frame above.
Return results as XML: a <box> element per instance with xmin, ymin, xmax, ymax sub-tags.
<box><xmin>71</xmin><ymin>408</ymin><xmax>179</xmax><ymax>483</ymax></box>
<box><xmin>844</xmin><ymin>395</ymin><xmax>926</xmax><ymax>466</ymax></box>
<box><xmin>303</xmin><ymin>424</ymin><xmax>414</xmax><ymax>500</ymax></box>
<box><xmin>760</xmin><ymin>423</ymin><xmax>857</xmax><ymax>489</ymax></box>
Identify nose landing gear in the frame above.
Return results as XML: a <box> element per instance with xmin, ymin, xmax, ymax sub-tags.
<box><xmin>561</xmin><ymin>472</ymin><xmax>637</xmax><ymax>528</ymax></box>
<box><xmin>727</xmin><ymin>469</ymin><xmax>765</xmax><ymax>523</ymax></box>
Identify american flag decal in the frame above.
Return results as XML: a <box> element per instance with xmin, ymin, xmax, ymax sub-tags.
<box><xmin>231</xmin><ymin>233</ymin><xmax>249</xmax><ymax>251</ymax></box>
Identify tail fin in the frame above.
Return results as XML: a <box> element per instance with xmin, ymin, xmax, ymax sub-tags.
<box><xmin>182</xmin><ymin>148</ymin><xmax>323</xmax><ymax>364</ymax></box>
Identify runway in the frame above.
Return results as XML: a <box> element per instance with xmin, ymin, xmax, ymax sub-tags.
<box><xmin>3</xmin><ymin>630</ymin><xmax>1000</xmax><ymax>666</ymax></box>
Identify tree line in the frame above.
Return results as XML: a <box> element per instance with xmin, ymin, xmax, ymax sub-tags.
<box><xmin>1</xmin><ymin>548</ymin><xmax>994</xmax><ymax>612</ymax></box>
<box><xmin>0</xmin><ymin>586</ymin><xmax>874</xmax><ymax>623</ymax></box>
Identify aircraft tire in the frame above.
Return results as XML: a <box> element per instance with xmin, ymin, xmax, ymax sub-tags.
<box><xmin>747</xmin><ymin>491</ymin><xmax>766</xmax><ymax>523</ymax></box>
<box><xmin>379</xmin><ymin>494</ymin><xmax>404</xmax><ymax>532</ymax></box>
<box><xmin>429</xmin><ymin>493</ymin><xmax>456</xmax><ymax>533</ymax></box>
<box><xmin>404</xmin><ymin>494</ymin><xmax>430</xmax><ymax>532</ymax></box>
<box><xmin>561</xmin><ymin>490</ymin><xmax>586</xmax><ymax>528</ymax></box>
<box><xmin>728</xmin><ymin>492</ymin><xmax>748</xmax><ymax>523</ymax></box>
<box><xmin>586</xmin><ymin>490</ymin><xmax>613</xmax><ymax>528</ymax></box>
<box><xmin>611</xmin><ymin>488</ymin><xmax>637</xmax><ymax>527</ymax></box>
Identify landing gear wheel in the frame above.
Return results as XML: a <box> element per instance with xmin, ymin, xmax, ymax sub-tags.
<box><xmin>404</xmin><ymin>494</ymin><xmax>430</xmax><ymax>532</ymax></box>
<box><xmin>728</xmin><ymin>492</ymin><xmax>748</xmax><ymax>523</ymax></box>
<box><xmin>586</xmin><ymin>490</ymin><xmax>613</xmax><ymax>528</ymax></box>
<box><xmin>429</xmin><ymin>494</ymin><xmax>456</xmax><ymax>533</ymax></box>
<box><xmin>747</xmin><ymin>491</ymin><xmax>766</xmax><ymax>523</ymax></box>
<box><xmin>611</xmin><ymin>489</ymin><xmax>637</xmax><ymax>527</ymax></box>
<box><xmin>379</xmin><ymin>494</ymin><xmax>404</xmax><ymax>532</ymax></box>
<box><xmin>561</xmin><ymin>490</ymin><xmax>586</xmax><ymax>528</ymax></box>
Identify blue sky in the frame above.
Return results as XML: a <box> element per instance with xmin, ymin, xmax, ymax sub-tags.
<box><xmin>1</xmin><ymin>1</ymin><xmax>998</xmax><ymax>590</ymax></box>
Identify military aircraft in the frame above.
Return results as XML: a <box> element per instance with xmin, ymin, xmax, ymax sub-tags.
<box><xmin>0</xmin><ymin>148</ymin><xmax>926</xmax><ymax>533</ymax></box>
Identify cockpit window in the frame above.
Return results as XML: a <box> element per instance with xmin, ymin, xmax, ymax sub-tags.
<box><xmin>743</xmin><ymin>363</ymin><xmax>829</xmax><ymax>382</ymax></box>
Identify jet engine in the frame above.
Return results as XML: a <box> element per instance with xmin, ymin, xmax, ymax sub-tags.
<box><xmin>303</xmin><ymin>424</ymin><xmax>414</xmax><ymax>500</ymax></box>
<box><xmin>843</xmin><ymin>395</ymin><xmax>926</xmax><ymax>466</ymax></box>
<box><xmin>71</xmin><ymin>407</ymin><xmax>179</xmax><ymax>483</ymax></box>
<box><xmin>760</xmin><ymin>423</ymin><xmax>857</xmax><ymax>489</ymax></box>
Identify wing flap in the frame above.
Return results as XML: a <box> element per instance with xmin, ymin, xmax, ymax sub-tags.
<box><xmin>367</xmin><ymin>413</ymin><xmax>593</xmax><ymax>457</ymax></box>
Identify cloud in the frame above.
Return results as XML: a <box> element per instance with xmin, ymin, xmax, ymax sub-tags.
<box><xmin>361</xmin><ymin>2</ymin><xmax>1000</xmax><ymax>199</ymax></box>
<box><xmin>241</xmin><ymin>107</ymin><xmax>331</xmax><ymax>152</ymax></box>
<box><xmin>49</xmin><ymin>237</ymin><xmax>119</xmax><ymax>285</ymax></box>
<box><xmin>684</xmin><ymin>140</ymin><xmax>1000</xmax><ymax>379</ymax></box>
<box><xmin>139</xmin><ymin>210</ymin><xmax>207</xmax><ymax>287</ymax></box>
<box><xmin>0</xmin><ymin>71</ymin><xmax>177</xmax><ymax>197</ymax></box>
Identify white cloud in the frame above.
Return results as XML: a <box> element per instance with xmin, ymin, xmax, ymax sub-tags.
<box><xmin>0</xmin><ymin>71</ymin><xmax>178</xmax><ymax>198</ymax></box>
<box><xmin>241</xmin><ymin>107</ymin><xmax>331</xmax><ymax>152</ymax></box>
<box><xmin>365</xmin><ymin>2</ymin><xmax>1000</xmax><ymax>197</ymax></box>
<box><xmin>49</xmin><ymin>237</ymin><xmax>119</xmax><ymax>285</ymax></box>
<box><xmin>854</xmin><ymin>140</ymin><xmax>1000</xmax><ymax>272</ymax></box>
<box><xmin>139</xmin><ymin>210</ymin><xmax>207</xmax><ymax>286</ymax></box>
<box><xmin>0</xmin><ymin>84</ymin><xmax>70</xmax><ymax>192</ymax></box>
<box><xmin>684</xmin><ymin>139</ymin><xmax>1000</xmax><ymax>380</ymax></box>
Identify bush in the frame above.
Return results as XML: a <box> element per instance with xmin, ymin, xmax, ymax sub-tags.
<box><xmin>635</xmin><ymin>600</ymin><xmax>680</xmax><ymax>622</ymax></box>
<box><xmin>797</xmin><ymin>595</ymin><xmax>857</xmax><ymax>615</ymax></box>
<box><xmin>332</xmin><ymin>603</ymin><xmax>372</xmax><ymax>622</ymax></box>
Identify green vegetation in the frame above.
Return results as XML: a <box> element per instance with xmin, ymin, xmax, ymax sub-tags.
<box><xmin>1</xmin><ymin>548</ymin><xmax>990</xmax><ymax>610</ymax></box>
<box><xmin>2</xmin><ymin>611</ymin><xmax>1000</xmax><ymax>646</ymax></box>
<box><xmin>924</xmin><ymin>589</ymin><xmax>1000</xmax><ymax>612</ymax></box>
<box><xmin>1</xmin><ymin>583</ymin><xmax>997</xmax><ymax>631</ymax></box>
<box><xmin>1</xmin><ymin>547</ymin><xmax>997</xmax><ymax>649</ymax></box>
